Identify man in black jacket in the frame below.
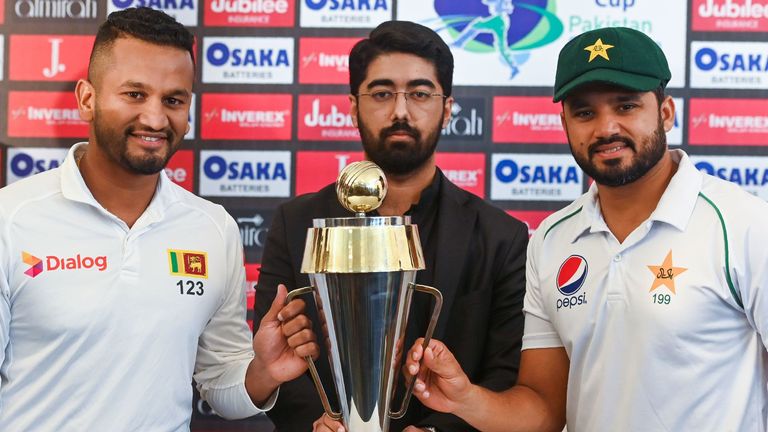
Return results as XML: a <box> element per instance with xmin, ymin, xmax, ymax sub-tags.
<box><xmin>255</xmin><ymin>20</ymin><xmax>528</xmax><ymax>432</ymax></box>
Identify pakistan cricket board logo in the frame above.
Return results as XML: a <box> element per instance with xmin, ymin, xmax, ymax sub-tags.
<box><xmin>426</xmin><ymin>0</ymin><xmax>562</xmax><ymax>78</ymax></box>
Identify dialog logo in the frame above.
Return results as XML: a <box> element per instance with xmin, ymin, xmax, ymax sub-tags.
<box><xmin>6</xmin><ymin>147</ymin><xmax>68</xmax><ymax>184</ymax></box>
<box><xmin>108</xmin><ymin>0</ymin><xmax>198</xmax><ymax>26</ymax></box>
<box><xmin>203</xmin><ymin>36</ymin><xmax>294</xmax><ymax>84</ymax></box>
<box><xmin>298</xmin><ymin>37</ymin><xmax>360</xmax><ymax>84</ymax></box>
<box><xmin>205</xmin><ymin>0</ymin><xmax>295</xmax><ymax>27</ymax></box>
<box><xmin>491</xmin><ymin>153</ymin><xmax>583</xmax><ymax>202</ymax></box>
<box><xmin>201</xmin><ymin>93</ymin><xmax>292</xmax><ymax>141</ymax></box>
<box><xmin>690</xmin><ymin>41</ymin><xmax>768</xmax><ymax>89</ymax></box>
<box><xmin>689</xmin><ymin>98</ymin><xmax>768</xmax><ymax>146</ymax></box>
<box><xmin>692</xmin><ymin>0</ymin><xmax>768</xmax><ymax>32</ymax></box>
<box><xmin>300</xmin><ymin>0</ymin><xmax>392</xmax><ymax>28</ymax></box>
<box><xmin>200</xmin><ymin>150</ymin><xmax>291</xmax><ymax>197</ymax></box>
<box><xmin>23</xmin><ymin>251</ymin><xmax>109</xmax><ymax>277</ymax></box>
<box><xmin>298</xmin><ymin>95</ymin><xmax>359</xmax><ymax>141</ymax></box>
<box><xmin>9</xmin><ymin>35</ymin><xmax>93</xmax><ymax>81</ymax></box>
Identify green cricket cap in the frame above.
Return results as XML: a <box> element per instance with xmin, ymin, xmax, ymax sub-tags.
<box><xmin>553</xmin><ymin>27</ymin><xmax>671</xmax><ymax>102</ymax></box>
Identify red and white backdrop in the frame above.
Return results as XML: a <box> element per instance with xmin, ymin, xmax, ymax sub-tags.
<box><xmin>1</xmin><ymin>0</ymin><xmax>767</xmax><ymax>428</ymax></box>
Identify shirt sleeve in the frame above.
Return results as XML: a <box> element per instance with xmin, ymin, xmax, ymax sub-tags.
<box><xmin>739</xmin><ymin>212</ymin><xmax>768</xmax><ymax>351</ymax></box>
<box><xmin>0</xmin><ymin>214</ymin><xmax>11</xmax><ymax>393</ymax></box>
<box><xmin>193</xmin><ymin>213</ymin><xmax>264</xmax><ymax>419</ymax></box>
<box><xmin>522</xmin><ymin>231</ymin><xmax>563</xmax><ymax>350</ymax></box>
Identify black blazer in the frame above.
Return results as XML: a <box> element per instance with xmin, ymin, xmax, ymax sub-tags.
<box><xmin>255</xmin><ymin>171</ymin><xmax>528</xmax><ymax>431</ymax></box>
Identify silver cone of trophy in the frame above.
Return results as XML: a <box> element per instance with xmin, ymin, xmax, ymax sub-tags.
<box><xmin>287</xmin><ymin>161</ymin><xmax>442</xmax><ymax>432</ymax></box>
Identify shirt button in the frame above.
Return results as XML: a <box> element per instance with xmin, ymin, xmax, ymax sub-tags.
<box><xmin>613</xmin><ymin>254</ymin><xmax>622</xmax><ymax>262</ymax></box>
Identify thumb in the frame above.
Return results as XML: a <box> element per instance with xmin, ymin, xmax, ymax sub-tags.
<box><xmin>263</xmin><ymin>284</ymin><xmax>288</xmax><ymax>323</ymax></box>
<box><xmin>422</xmin><ymin>341</ymin><xmax>460</xmax><ymax>379</ymax></box>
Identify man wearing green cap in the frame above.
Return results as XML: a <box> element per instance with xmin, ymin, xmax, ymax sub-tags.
<box><xmin>398</xmin><ymin>27</ymin><xmax>768</xmax><ymax>432</ymax></box>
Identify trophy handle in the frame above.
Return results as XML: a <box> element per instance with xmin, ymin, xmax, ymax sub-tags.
<box><xmin>390</xmin><ymin>282</ymin><xmax>444</xmax><ymax>419</ymax></box>
<box><xmin>285</xmin><ymin>286</ymin><xmax>343</xmax><ymax>421</ymax></box>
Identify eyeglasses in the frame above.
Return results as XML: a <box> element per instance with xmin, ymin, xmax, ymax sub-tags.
<box><xmin>356</xmin><ymin>90</ymin><xmax>447</xmax><ymax>109</ymax></box>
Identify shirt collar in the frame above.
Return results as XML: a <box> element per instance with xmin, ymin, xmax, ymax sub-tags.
<box><xmin>570</xmin><ymin>149</ymin><xmax>702</xmax><ymax>242</ymax></box>
<box><xmin>60</xmin><ymin>142</ymin><xmax>180</xmax><ymax>225</ymax></box>
<box><xmin>405</xmin><ymin>168</ymin><xmax>442</xmax><ymax>217</ymax></box>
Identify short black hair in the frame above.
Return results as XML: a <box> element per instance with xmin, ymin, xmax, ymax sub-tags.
<box><xmin>88</xmin><ymin>7</ymin><xmax>195</xmax><ymax>81</ymax></box>
<box><xmin>349</xmin><ymin>20</ymin><xmax>454</xmax><ymax>96</ymax></box>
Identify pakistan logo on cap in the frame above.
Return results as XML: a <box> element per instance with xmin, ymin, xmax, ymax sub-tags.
<box><xmin>584</xmin><ymin>38</ymin><xmax>614</xmax><ymax>62</ymax></box>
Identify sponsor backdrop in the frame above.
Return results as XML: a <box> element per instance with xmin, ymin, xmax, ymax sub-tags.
<box><xmin>1</xmin><ymin>0</ymin><xmax>767</xmax><ymax>428</ymax></box>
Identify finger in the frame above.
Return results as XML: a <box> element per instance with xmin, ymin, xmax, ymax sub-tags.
<box><xmin>279</xmin><ymin>295</ymin><xmax>308</xmax><ymax>322</ymax></box>
<box><xmin>421</xmin><ymin>341</ymin><xmax>459</xmax><ymax>378</ymax></box>
<box><xmin>287</xmin><ymin>329</ymin><xmax>316</xmax><ymax>349</ymax></box>
<box><xmin>293</xmin><ymin>341</ymin><xmax>320</xmax><ymax>359</ymax></box>
<box><xmin>262</xmin><ymin>284</ymin><xmax>289</xmax><ymax>323</ymax></box>
<box><xmin>281</xmin><ymin>314</ymin><xmax>312</xmax><ymax>337</ymax></box>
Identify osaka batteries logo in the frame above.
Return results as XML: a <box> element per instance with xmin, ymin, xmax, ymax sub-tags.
<box><xmin>427</xmin><ymin>0</ymin><xmax>562</xmax><ymax>78</ymax></box>
<box><xmin>556</xmin><ymin>255</ymin><xmax>588</xmax><ymax>310</ymax></box>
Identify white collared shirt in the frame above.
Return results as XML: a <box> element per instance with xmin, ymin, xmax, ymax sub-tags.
<box><xmin>523</xmin><ymin>150</ymin><xmax>768</xmax><ymax>432</ymax></box>
<box><xmin>0</xmin><ymin>143</ymin><xmax>270</xmax><ymax>431</ymax></box>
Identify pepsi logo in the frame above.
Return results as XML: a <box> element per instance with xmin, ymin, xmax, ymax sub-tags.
<box><xmin>556</xmin><ymin>255</ymin><xmax>588</xmax><ymax>296</ymax></box>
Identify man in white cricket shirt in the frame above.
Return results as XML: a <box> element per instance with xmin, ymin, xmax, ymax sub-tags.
<box><xmin>399</xmin><ymin>27</ymin><xmax>768</xmax><ymax>432</ymax></box>
<box><xmin>0</xmin><ymin>7</ymin><xmax>318</xmax><ymax>431</ymax></box>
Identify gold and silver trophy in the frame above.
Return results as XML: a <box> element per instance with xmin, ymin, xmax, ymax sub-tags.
<box><xmin>287</xmin><ymin>161</ymin><xmax>443</xmax><ymax>432</ymax></box>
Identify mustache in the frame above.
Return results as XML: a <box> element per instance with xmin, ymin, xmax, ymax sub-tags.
<box><xmin>381</xmin><ymin>121</ymin><xmax>419</xmax><ymax>138</ymax></box>
<box><xmin>125</xmin><ymin>124</ymin><xmax>175</xmax><ymax>141</ymax></box>
<box><xmin>588</xmin><ymin>134</ymin><xmax>635</xmax><ymax>156</ymax></box>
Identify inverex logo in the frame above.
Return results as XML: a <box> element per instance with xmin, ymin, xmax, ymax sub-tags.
<box><xmin>300</xmin><ymin>0</ymin><xmax>391</xmax><ymax>28</ymax></box>
<box><xmin>689</xmin><ymin>98</ymin><xmax>768</xmax><ymax>146</ymax></box>
<box><xmin>298</xmin><ymin>37</ymin><xmax>359</xmax><ymax>84</ymax></box>
<box><xmin>491</xmin><ymin>154</ymin><xmax>583</xmax><ymax>202</ymax></box>
<box><xmin>298</xmin><ymin>95</ymin><xmax>359</xmax><ymax>141</ymax></box>
<box><xmin>690</xmin><ymin>41</ymin><xmax>768</xmax><ymax>89</ymax></box>
<box><xmin>435</xmin><ymin>152</ymin><xmax>485</xmax><ymax>198</ymax></box>
<box><xmin>693</xmin><ymin>0</ymin><xmax>768</xmax><ymax>31</ymax></box>
<box><xmin>9</xmin><ymin>35</ymin><xmax>93</xmax><ymax>82</ymax></box>
<box><xmin>295</xmin><ymin>151</ymin><xmax>364</xmax><ymax>195</ymax></box>
<box><xmin>691</xmin><ymin>155</ymin><xmax>768</xmax><ymax>200</ymax></box>
<box><xmin>8</xmin><ymin>92</ymin><xmax>88</xmax><ymax>138</ymax></box>
<box><xmin>493</xmin><ymin>97</ymin><xmax>564</xmax><ymax>144</ymax></box>
<box><xmin>200</xmin><ymin>150</ymin><xmax>291</xmax><ymax>197</ymax></box>
<box><xmin>205</xmin><ymin>0</ymin><xmax>294</xmax><ymax>27</ymax></box>
<box><xmin>6</xmin><ymin>147</ymin><xmax>68</xmax><ymax>184</ymax></box>
<box><xmin>108</xmin><ymin>0</ymin><xmax>198</xmax><ymax>26</ymax></box>
<box><xmin>203</xmin><ymin>37</ymin><xmax>294</xmax><ymax>84</ymax></box>
<box><xmin>201</xmin><ymin>93</ymin><xmax>292</xmax><ymax>141</ymax></box>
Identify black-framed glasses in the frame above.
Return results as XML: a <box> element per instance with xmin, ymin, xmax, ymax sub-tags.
<box><xmin>356</xmin><ymin>90</ymin><xmax>448</xmax><ymax>107</ymax></box>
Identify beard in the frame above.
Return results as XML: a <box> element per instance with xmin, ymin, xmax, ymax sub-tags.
<box><xmin>92</xmin><ymin>106</ymin><xmax>178</xmax><ymax>175</ymax></box>
<box><xmin>358</xmin><ymin>112</ymin><xmax>443</xmax><ymax>176</ymax></box>
<box><xmin>571</xmin><ymin>118</ymin><xmax>667</xmax><ymax>187</ymax></box>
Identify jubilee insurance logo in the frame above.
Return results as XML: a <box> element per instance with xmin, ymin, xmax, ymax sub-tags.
<box><xmin>426</xmin><ymin>0</ymin><xmax>562</xmax><ymax>79</ymax></box>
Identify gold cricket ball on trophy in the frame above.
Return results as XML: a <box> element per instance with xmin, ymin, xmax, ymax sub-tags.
<box><xmin>336</xmin><ymin>161</ymin><xmax>388</xmax><ymax>214</ymax></box>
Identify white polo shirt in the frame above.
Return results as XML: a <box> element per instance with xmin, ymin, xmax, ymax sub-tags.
<box><xmin>523</xmin><ymin>150</ymin><xmax>768</xmax><ymax>432</ymax></box>
<box><xmin>0</xmin><ymin>144</ymin><xmax>269</xmax><ymax>431</ymax></box>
